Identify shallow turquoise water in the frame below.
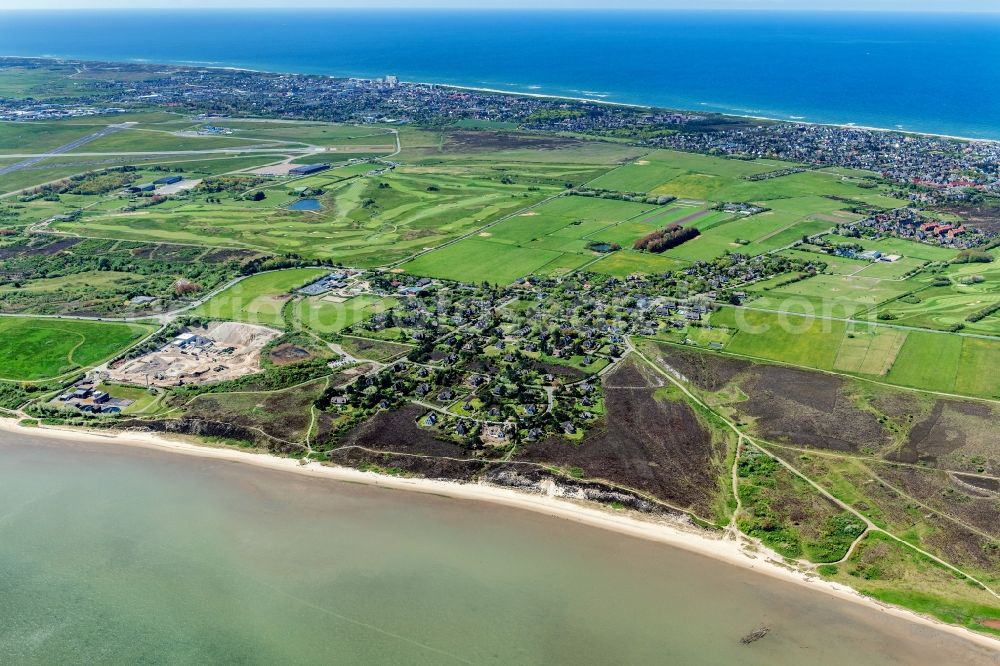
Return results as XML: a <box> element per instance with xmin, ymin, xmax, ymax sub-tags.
<box><xmin>0</xmin><ymin>433</ymin><xmax>996</xmax><ymax>664</ymax></box>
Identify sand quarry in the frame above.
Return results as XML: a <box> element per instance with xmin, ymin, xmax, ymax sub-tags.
<box><xmin>107</xmin><ymin>322</ymin><xmax>281</xmax><ymax>388</ymax></box>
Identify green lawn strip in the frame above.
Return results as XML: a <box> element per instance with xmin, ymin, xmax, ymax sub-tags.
<box><xmin>885</xmin><ymin>331</ymin><xmax>962</xmax><ymax>394</ymax></box>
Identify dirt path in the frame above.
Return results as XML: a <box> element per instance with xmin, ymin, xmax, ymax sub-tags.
<box><xmin>629</xmin><ymin>340</ymin><xmax>1000</xmax><ymax>599</ymax></box>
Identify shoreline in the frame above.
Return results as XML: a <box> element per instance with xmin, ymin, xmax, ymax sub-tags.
<box><xmin>424</xmin><ymin>82</ymin><xmax>997</xmax><ymax>143</ymax></box>
<box><xmin>1</xmin><ymin>54</ymin><xmax>997</xmax><ymax>143</ymax></box>
<box><xmin>1</xmin><ymin>416</ymin><xmax>998</xmax><ymax>653</ymax></box>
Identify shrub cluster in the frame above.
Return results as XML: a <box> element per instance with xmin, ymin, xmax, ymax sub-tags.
<box><xmin>954</xmin><ymin>249</ymin><xmax>994</xmax><ymax>264</ymax></box>
<box><xmin>633</xmin><ymin>224</ymin><xmax>700</xmax><ymax>253</ymax></box>
<box><xmin>966</xmin><ymin>301</ymin><xmax>1000</xmax><ymax>323</ymax></box>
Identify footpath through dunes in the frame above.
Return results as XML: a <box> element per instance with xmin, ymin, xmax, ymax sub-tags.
<box><xmin>517</xmin><ymin>357</ymin><xmax>733</xmax><ymax>522</ymax></box>
<box><xmin>639</xmin><ymin>339</ymin><xmax>1000</xmax><ymax>628</ymax></box>
<box><xmin>640</xmin><ymin>340</ymin><xmax>1000</xmax><ymax>471</ymax></box>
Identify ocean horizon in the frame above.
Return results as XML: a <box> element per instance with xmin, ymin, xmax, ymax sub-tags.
<box><xmin>0</xmin><ymin>9</ymin><xmax>998</xmax><ymax>138</ymax></box>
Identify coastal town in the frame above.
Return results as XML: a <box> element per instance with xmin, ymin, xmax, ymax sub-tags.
<box><xmin>2</xmin><ymin>56</ymin><xmax>998</xmax><ymax>208</ymax></box>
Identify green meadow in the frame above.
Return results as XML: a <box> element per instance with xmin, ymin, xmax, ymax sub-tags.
<box><xmin>293</xmin><ymin>294</ymin><xmax>399</xmax><ymax>334</ymax></box>
<box><xmin>53</xmin><ymin>164</ymin><xmax>561</xmax><ymax>264</ymax></box>
<box><xmin>192</xmin><ymin>268</ymin><xmax>329</xmax><ymax>328</ymax></box>
<box><xmin>0</xmin><ymin>317</ymin><xmax>153</xmax><ymax>381</ymax></box>
<box><xmin>709</xmin><ymin>307</ymin><xmax>1000</xmax><ymax>399</ymax></box>
<box><xmin>401</xmin><ymin>195</ymin><xmax>679</xmax><ymax>283</ymax></box>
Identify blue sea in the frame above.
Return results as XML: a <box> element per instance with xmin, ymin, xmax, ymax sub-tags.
<box><xmin>1</xmin><ymin>10</ymin><xmax>998</xmax><ymax>138</ymax></box>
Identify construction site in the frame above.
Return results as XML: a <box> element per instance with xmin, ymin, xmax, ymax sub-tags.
<box><xmin>106</xmin><ymin>322</ymin><xmax>281</xmax><ymax>388</ymax></box>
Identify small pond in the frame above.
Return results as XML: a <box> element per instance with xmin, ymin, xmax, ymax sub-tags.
<box><xmin>587</xmin><ymin>242</ymin><xmax>616</xmax><ymax>253</ymax></box>
<box><xmin>288</xmin><ymin>198</ymin><xmax>322</xmax><ymax>211</ymax></box>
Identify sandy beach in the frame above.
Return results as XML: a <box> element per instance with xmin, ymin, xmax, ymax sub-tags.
<box><xmin>1</xmin><ymin>416</ymin><xmax>997</xmax><ymax>654</ymax></box>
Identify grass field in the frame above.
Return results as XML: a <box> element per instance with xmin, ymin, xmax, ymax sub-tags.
<box><xmin>0</xmin><ymin>66</ymin><xmax>87</xmax><ymax>98</ymax></box>
<box><xmin>0</xmin><ymin>317</ymin><xmax>152</xmax><ymax>381</ymax></box>
<box><xmin>713</xmin><ymin>307</ymin><xmax>848</xmax><ymax>370</ymax></box>
<box><xmin>710</xmin><ymin>307</ymin><xmax>1000</xmax><ymax>398</ymax></box>
<box><xmin>779</xmin><ymin>248</ymin><xmax>871</xmax><ymax>275</ymax></box>
<box><xmin>192</xmin><ymin>269</ymin><xmax>328</xmax><ymax>328</ymax></box>
<box><xmin>876</xmin><ymin>287</ymin><xmax>1000</xmax><ymax>335</ymax></box>
<box><xmin>293</xmin><ymin>294</ymin><xmax>399</xmax><ymax>334</ymax></box>
<box><xmin>19</xmin><ymin>122</ymin><xmax>911</xmax><ymax>279</ymax></box>
<box><xmin>836</xmin><ymin>236</ymin><xmax>960</xmax><ymax>263</ymax></box>
<box><xmin>67</xmin><ymin>128</ymin><xmax>278</xmax><ymax>153</ymax></box>
<box><xmin>193</xmin><ymin>120</ymin><xmax>397</xmax><ymax>148</ymax></box>
<box><xmin>832</xmin><ymin>325</ymin><xmax>907</xmax><ymax>375</ymax></box>
<box><xmin>853</xmin><ymin>257</ymin><xmax>926</xmax><ymax>279</ymax></box>
<box><xmin>748</xmin><ymin>274</ymin><xmax>914</xmax><ymax>318</ymax></box>
<box><xmin>584</xmin><ymin>150</ymin><xmax>910</xmax><ymax>265</ymax></box>
<box><xmin>0</xmin><ymin>121</ymin><xmax>110</xmax><ymax>153</ymax></box>
<box><xmin>588</xmin><ymin>250</ymin><xmax>689</xmax><ymax>277</ymax></box>
<box><xmin>400</xmin><ymin>195</ymin><xmax>699</xmax><ymax>283</ymax></box>
<box><xmin>589</xmin><ymin>149</ymin><xmax>793</xmax><ymax>192</ymax></box>
<box><xmin>402</xmin><ymin>238</ymin><xmax>567</xmax><ymax>284</ymax></box>
<box><xmin>52</xmin><ymin>165</ymin><xmax>560</xmax><ymax>264</ymax></box>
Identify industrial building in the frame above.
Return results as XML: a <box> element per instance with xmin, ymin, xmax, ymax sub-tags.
<box><xmin>288</xmin><ymin>163</ymin><xmax>331</xmax><ymax>176</ymax></box>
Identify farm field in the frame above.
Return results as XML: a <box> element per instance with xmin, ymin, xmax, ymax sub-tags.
<box><xmin>747</xmin><ymin>273</ymin><xmax>914</xmax><ymax>317</ymax></box>
<box><xmin>580</xmin><ymin>150</ymin><xmax>909</xmax><ymax>265</ymax></box>
<box><xmin>191</xmin><ymin>268</ymin><xmax>328</xmax><ymax>328</ymax></box>
<box><xmin>588</xmin><ymin>250</ymin><xmax>689</xmax><ymax>277</ymax></box>
<box><xmin>402</xmin><ymin>238</ymin><xmax>572</xmax><ymax>284</ymax></box>
<box><xmin>708</xmin><ymin>307</ymin><xmax>1000</xmax><ymax>398</ymax></box>
<box><xmin>662</xmin><ymin>203</ymin><xmax>843</xmax><ymax>262</ymax></box>
<box><xmin>0</xmin><ymin>317</ymin><xmax>153</xmax><ymax>381</ymax></box>
<box><xmin>401</xmin><ymin>143</ymin><xmax>914</xmax><ymax>277</ymax></box>
<box><xmin>712</xmin><ymin>307</ymin><xmax>848</xmax><ymax>370</ymax></box>
<box><xmin>832</xmin><ymin>325</ymin><xmax>908</xmax><ymax>375</ymax></box>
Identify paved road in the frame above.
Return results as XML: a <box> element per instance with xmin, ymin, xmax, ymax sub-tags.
<box><xmin>0</xmin><ymin>123</ymin><xmax>134</xmax><ymax>177</ymax></box>
<box><xmin>0</xmin><ymin>147</ymin><xmax>317</xmax><ymax>159</ymax></box>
